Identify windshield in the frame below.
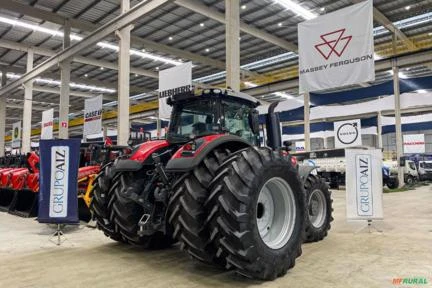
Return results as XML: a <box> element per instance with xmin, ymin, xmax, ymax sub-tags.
<box><xmin>223</xmin><ymin>100</ymin><xmax>258</xmax><ymax>145</ymax></box>
<box><xmin>408</xmin><ymin>162</ymin><xmax>416</xmax><ymax>170</ymax></box>
<box><xmin>169</xmin><ymin>99</ymin><xmax>220</xmax><ymax>141</ymax></box>
<box><xmin>423</xmin><ymin>162</ymin><xmax>432</xmax><ymax>169</ymax></box>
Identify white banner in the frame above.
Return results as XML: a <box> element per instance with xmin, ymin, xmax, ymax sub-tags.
<box><xmin>41</xmin><ymin>108</ymin><xmax>54</xmax><ymax>140</ymax></box>
<box><xmin>295</xmin><ymin>141</ymin><xmax>305</xmax><ymax>152</ymax></box>
<box><xmin>346</xmin><ymin>148</ymin><xmax>383</xmax><ymax>220</ymax></box>
<box><xmin>403</xmin><ymin>134</ymin><xmax>425</xmax><ymax>154</ymax></box>
<box><xmin>334</xmin><ymin>119</ymin><xmax>362</xmax><ymax>148</ymax></box>
<box><xmin>11</xmin><ymin>121</ymin><xmax>21</xmax><ymax>149</ymax></box>
<box><xmin>158</xmin><ymin>62</ymin><xmax>192</xmax><ymax>119</ymax></box>
<box><xmin>298</xmin><ymin>0</ymin><xmax>374</xmax><ymax>92</ymax></box>
<box><xmin>83</xmin><ymin>95</ymin><xmax>103</xmax><ymax>138</ymax></box>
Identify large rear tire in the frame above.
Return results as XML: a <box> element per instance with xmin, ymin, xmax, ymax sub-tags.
<box><xmin>90</xmin><ymin>163</ymin><xmax>126</xmax><ymax>243</ymax></box>
<box><xmin>303</xmin><ymin>174</ymin><xmax>333</xmax><ymax>243</ymax></box>
<box><xmin>207</xmin><ymin>148</ymin><xmax>305</xmax><ymax>280</ymax></box>
<box><xmin>167</xmin><ymin>148</ymin><xmax>234</xmax><ymax>263</ymax></box>
<box><xmin>108</xmin><ymin>169</ymin><xmax>174</xmax><ymax>249</ymax></box>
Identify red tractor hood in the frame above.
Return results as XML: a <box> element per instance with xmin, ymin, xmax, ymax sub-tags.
<box><xmin>129</xmin><ymin>140</ymin><xmax>169</xmax><ymax>162</ymax></box>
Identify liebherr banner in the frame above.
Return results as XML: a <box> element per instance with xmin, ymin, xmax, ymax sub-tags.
<box><xmin>158</xmin><ymin>62</ymin><xmax>192</xmax><ymax>119</ymax></box>
<box><xmin>83</xmin><ymin>95</ymin><xmax>103</xmax><ymax>138</ymax></box>
<box><xmin>298</xmin><ymin>0</ymin><xmax>375</xmax><ymax>92</ymax></box>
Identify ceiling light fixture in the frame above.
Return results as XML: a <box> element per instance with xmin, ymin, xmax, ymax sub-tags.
<box><xmin>241</xmin><ymin>5</ymin><xmax>247</xmax><ymax>10</ymax></box>
<box><xmin>273</xmin><ymin>0</ymin><xmax>317</xmax><ymax>20</ymax></box>
<box><xmin>0</xmin><ymin>72</ymin><xmax>115</xmax><ymax>93</ymax></box>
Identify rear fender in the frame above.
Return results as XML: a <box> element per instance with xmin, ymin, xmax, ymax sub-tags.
<box><xmin>165</xmin><ymin>134</ymin><xmax>251</xmax><ymax>173</ymax></box>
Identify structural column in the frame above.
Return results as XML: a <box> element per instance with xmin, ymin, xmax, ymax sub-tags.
<box><xmin>304</xmin><ymin>92</ymin><xmax>311</xmax><ymax>151</ymax></box>
<box><xmin>392</xmin><ymin>62</ymin><xmax>404</xmax><ymax>187</ymax></box>
<box><xmin>0</xmin><ymin>71</ymin><xmax>7</xmax><ymax>156</ymax></box>
<box><xmin>22</xmin><ymin>49</ymin><xmax>34</xmax><ymax>153</ymax></box>
<box><xmin>117</xmin><ymin>0</ymin><xmax>131</xmax><ymax>145</ymax></box>
<box><xmin>225</xmin><ymin>0</ymin><xmax>240</xmax><ymax>91</ymax></box>
<box><xmin>59</xmin><ymin>20</ymin><xmax>71</xmax><ymax>139</ymax></box>
<box><xmin>377</xmin><ymin>111</ymin><xmax>383</xmax><ymax>149</ymax></box>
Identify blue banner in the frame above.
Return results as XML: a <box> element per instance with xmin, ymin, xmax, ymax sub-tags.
<box><xmin>38</xmin><ymin>139</ymin><xmax>81</xmax><ymax>224</ymax></box>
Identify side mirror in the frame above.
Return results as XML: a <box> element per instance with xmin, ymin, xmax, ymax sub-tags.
<box><xmin>249</xmin><ymin>110</ymin><xmax>260</xmax><ymax>135</ymax></box>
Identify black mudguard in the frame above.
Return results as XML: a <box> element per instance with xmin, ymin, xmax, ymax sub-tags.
<box><xmin>298</xmin><ymin>165</ymin><xmax>319</xmax><ymax>184</ymax></box>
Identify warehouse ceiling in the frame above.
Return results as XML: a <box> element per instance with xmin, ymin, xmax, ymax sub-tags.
<box><xmin>0</xmin><ymin>0</ymin><xmax>431</xmax><ymax>131</ymax></box>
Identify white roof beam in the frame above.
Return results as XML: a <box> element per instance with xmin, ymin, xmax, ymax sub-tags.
<box><xmin>174</xmin><ymin>0</ymin><xmax>298</xmax><ymax>52</ymax></box>
<box><xmin>0</xmin><ymin>0</ymin><xmax>243</xmax><ymax>73</ymax></box>
<box><xmin>0</xmin><ymin>0</ymin><xmax>169</xmax><ymax>97</ymax></box>
<box><xmin>373</xmin><ymin>7</ymin><xmax>417</xmax><ymax>50</ymax></box>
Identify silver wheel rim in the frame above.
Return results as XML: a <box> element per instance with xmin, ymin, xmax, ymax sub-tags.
<box><xmin>256</xmin><ymin>177</ymin><xmax>296</xmax><ymax>249</ymax></box>
<box><xmin>308</xmin><ymin>189</ymin><xmax>327</xmax><ymax>228</ymax></box>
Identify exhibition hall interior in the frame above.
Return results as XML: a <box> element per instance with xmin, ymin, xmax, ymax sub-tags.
<box><xmin>0</xmin><ymin>0</ymin><xmax>431</xmax><ymax>287</ymax></box>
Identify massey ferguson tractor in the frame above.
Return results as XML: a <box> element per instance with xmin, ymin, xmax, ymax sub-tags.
<box><xmin>90</xmin><ymin>89</ymin><xmax>333</xmax><ymax>280</ymax></box>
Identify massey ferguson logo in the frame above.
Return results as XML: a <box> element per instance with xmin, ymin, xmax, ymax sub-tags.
<box><xmin>315</xmin><ymin>29</ymin><xmax>352</xmax><ymax>60</ymax></box>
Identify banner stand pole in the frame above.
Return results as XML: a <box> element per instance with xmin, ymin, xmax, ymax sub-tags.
<box><xmin>354</xmin><ymin>219</ymin><xmax>383</xmax><ymax>234</ymax></box>
<box><xmin>49</xmin><ymin>224</ymin><xmax>67</xmax><ymax>246</ymax></box>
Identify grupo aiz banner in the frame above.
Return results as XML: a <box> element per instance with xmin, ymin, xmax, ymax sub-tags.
<box><xmin>83</xmin><ymin>95</ymin><xmax>103</xmax><ymax>138</ymax></box>
<box><xmin>41</xmin><ymin>108</ymin><xmax>54</xmax><ymax>140</ymax></box>
<box><xmin>298</xmin><ymin>0</ymin><xmax>374</xmax><ymax>92</ymax></box>
<box><xmin>38</xmin><ymin>139</ymin><xmax>80</xmax><ymax>224</ymax></box>
<box><xmin>158</xmin><ymin>62</ymin><xmax>192</xmax><ymax>119</ymax></box>
<box><xmin>345</xmin><ymin>148</ymin><xmax>383</xmax><ymax>220</ymax></box>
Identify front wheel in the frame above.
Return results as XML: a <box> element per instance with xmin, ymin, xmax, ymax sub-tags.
<box><xmin>207</xmin><ymin>148</ymin><xmax>305</xmax><ymax>280</ymax></box>
<box><xmin>304</xmin><ymin>174</ymin><xmax>333</xmax><ymax>243</ymax></box>
<box><xmin>107</xmin><ymin>170</ymin><xmax>175</xmax><ymax>248</ymax></box>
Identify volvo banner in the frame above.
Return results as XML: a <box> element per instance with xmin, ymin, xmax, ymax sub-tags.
<box><xmin>346</xmin><ymin>148</ymin><xmax>383</xmax><ymax>220</ymax></box>
<box><xmin>298</xmin><ymin>0</ymin><xmax>374</xmax><ymax>92</ymax></box>
<box><xmin>158</xmin><ymin>62</ymin><xmax>192</xmax><ymax>119</ymax></box>
<box><xmin>11</xmin><ymin>121</ymin><xmax>22</xmax><ymax>149</ymax></box>
<box><xmin>334</xmin><ymin>119</ymin><xmax>362</xmax><ymax>148</ymax></box>
<box><xmin>38</xmin><ymin>139</ymin><xmax>80</xmax><ymax>224</ymax></box>
<box><xmin>83</xmin><ymin>95</ymin><xmax>103</xmax><ymax>139</ymax></box>
<box><xmin>41</xmin><ymin>108</ymin><xmax>54</xmax><ymax>140</ymax></box>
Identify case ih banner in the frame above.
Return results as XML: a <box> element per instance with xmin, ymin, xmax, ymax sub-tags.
<box><xmin>83</xmin><ymin>95</ymin><xmax>103</xmax><ymax>138</ymax></box>
<box><xmin>345</xmin><ymin>148</ymin><xmax>383</xmax><ymax>220</ymax></box>
<box><xmin>38</xmin><ymin>139</ymin><xmax>80</xmax><ymax>224</ymax></box>
<box><xmin>11</xmin><ymin>121</ymin><xmax>21</xmax><ymax>149</ymax></box>
<box><xmin>298</xmin><ymin>0</ymin><xmax>374</xmax><ymax>92</ymax></box>
<box><xmin>334</xmin><ymin>119</ymin><xmax>362</xmax><ymax>148</ymax></box>
<box><xmin>158</xmin><ymin>62</ymin><xmax>192</xmax><ymax>119</ymax></box>
<box><xmin>41</xmin><ymin>108</ymin><xmax>54</xmax><ymax>140</ymax></box>
<box><xmin>403</xmin><ymin>134</ymin><xmax>426</xmax><ymax>154</ymax></box>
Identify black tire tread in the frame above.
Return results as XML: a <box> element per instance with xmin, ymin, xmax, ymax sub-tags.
<box><xmin>303</xmin><ymin>174</ymin><xmax>333</xmax><ymax>243</ymax></box>
<box><xmin>207</xmin><ymin>147</ymin><xmax>305</xmax><ymax>280</ymax></box>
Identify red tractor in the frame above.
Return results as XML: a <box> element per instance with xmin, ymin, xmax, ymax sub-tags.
<box><xmin>90</xmin><ymin>89</ymin><xmax>332</xmax><ymax>280</ymax></box>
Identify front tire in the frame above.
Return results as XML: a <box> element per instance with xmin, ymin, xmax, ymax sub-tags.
<box><xmin>90</xmin><ymin>163</ymin><xmax>126</xmax><ymax>243</ymax></box>
<box><xmin>208</xmin><ymin>148</ymin><xmax>305</xmax><ymax>280</ymax></box>
<box><xmin>304</xmin><ymin>174</ymin><xmax>333</xmax><ymax>243</ymax></box>
<box><xmin>108</xmin><ymin>170</ymin><xmax>174</xmax><ymax>248</ymax></box>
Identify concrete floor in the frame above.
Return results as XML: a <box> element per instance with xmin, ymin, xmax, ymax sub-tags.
<box><xmin>0</xmin><ymin>186</ymin><xmax>431</xmax><ymax>288</ymax></box>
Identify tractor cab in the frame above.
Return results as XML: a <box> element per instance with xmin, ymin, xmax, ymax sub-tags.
<box><xmin>166</xmin><ymin>88</ymin><xmax>261</xmax><ymax>146</ymax></box>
